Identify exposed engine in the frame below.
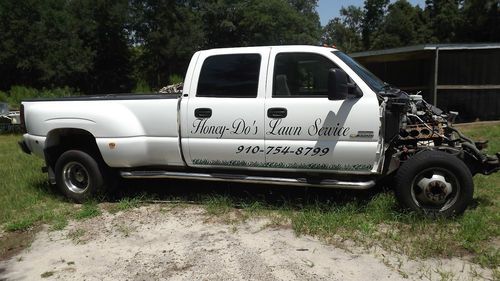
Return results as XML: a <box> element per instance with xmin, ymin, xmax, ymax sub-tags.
<box><xmin>398</xmin><ymin>94</ymin><xmax>454</xmax><ymax>145</ymax></box>
<box><xmin>383</xmin><ymin>92</ymin><xmax>499</xmax><ymax>175</ymax></box>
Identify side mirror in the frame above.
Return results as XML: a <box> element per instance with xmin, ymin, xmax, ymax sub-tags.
<box><xmin>328</xmin><ymin>68</ymin><xmax>363</xmax><ymax>100</ymax></box>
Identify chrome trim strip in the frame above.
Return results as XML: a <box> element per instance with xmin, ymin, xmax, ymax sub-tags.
<box><xmin>120</xmin><ymin>171</ymin><xmax>375</xmax><ymax>190</ymax></box>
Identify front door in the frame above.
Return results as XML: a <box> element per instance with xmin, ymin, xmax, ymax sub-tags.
<box><xmin>264</xmin><ymin>49</ymin><xmax>380</xmax><ymax>173</ymax></box>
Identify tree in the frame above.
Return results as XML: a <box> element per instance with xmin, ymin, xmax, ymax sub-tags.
<box><xmin>0</xmin><ymin>0</ymin><xmax>135</xmax><ymax>94</ymax></box>
<box><xmin>460</xmin><ymin>0</ymin><xmax>500</xmax><ymax>42</ymax></box>
<box><xmin>362</xmin><ymin>0</ymin><xmax>389</xmax><ymax>49</ymax></box>
<box><xmin>239</xmin><ymin>0</ymin><xmax>321</xmax><ymax>45</ymax></box>
<box><xmin>0</xmin><ymin>0</ymin><xmax>93</xmax><ymax>91</ymax></box>
<box><xmin>286</xmin><ymin>0</ymin><xmax>322</xmax><ymax>43</ymax></box>
<box><xmin>371</xmin><ymin>0</ymin><xmax>433</xmax><ymax>49</ymax></box>
<box><xmin>198</xmin><ymin>0</ymin><xmax>321</xmax><ymax>47</ymax></box>
<box><xmin>68</xmin><ymin>0</ymin><xmax>134</xmax><ymax>94</ymax></box>
<box><xmin>425</xmin><ymin>0</ymin><xmax>463</xmax><ymax>42</ymax></box>
<box><xmin>130</xmin><ymin>0</ymin><xmax>203</xmax><ymax>88</ymax></box>
<box><xmin>322</xmin><ymin>6</ymin><xmax>363</xmax><ymax>52</ymax></box>
<box><xmin>196</xmin><ymin>0</ymin><xmax>245</xmax><ymax>48</ymax></box>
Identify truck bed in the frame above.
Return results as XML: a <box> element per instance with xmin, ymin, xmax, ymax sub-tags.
<box><xmin>22</xmin><ymin>94</ymin><xmax>184</xmax><ymax>167</ymax></box>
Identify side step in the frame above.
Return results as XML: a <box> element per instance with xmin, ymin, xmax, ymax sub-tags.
<box><xmin>120</xmin><ymin>171</ymin><xmax>376</xmax><ymax>190</ymax></box>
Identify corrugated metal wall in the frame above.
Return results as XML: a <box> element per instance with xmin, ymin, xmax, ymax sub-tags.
<box><xmin>355</xmin><ymin>49</ymin><xmax>500</xmax><ymax>122</ymax></box>
<box><xmin>437</xmin><ymin>90</ymin><xmax>499</xmax><ymax>120</ymax></box>
<box><xmin>439</xmin><ymin>49</ymin><xmax>500</xmax><ymax>85</ymax></box>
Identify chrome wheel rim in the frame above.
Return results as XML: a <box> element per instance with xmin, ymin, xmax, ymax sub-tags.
<box><xmin>410</xmin><ymin>167</ymin><xmax>460</xmax><ymax>212</ymax></box>
<box><xmin>63</xmin><ymin>162</ymin><xmax>89</xmax><ymax>194</ymax></box>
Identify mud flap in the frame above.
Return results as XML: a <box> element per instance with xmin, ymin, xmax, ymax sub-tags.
<box><xmin>482</xmin><ymin>153</ymin><xmax>500</xmax><ymax>175</ymax></box>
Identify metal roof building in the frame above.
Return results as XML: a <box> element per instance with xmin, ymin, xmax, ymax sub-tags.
<box><xmin>350</xmin><ymin>43</ymin><xmax>500</xmax><ymax>121</ymax></box>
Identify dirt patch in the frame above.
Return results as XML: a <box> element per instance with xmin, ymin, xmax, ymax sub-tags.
<box><xmin>0</xmin><ymin>205</ymin><xmax>495</xmax><ymax>281</ymax></box>
<box><xmin>0</xmin><ymin>227</ymin><xmax>38</xmax><ymax>262</ymax></box>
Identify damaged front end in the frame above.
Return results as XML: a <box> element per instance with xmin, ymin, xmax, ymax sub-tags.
<box><xmin>382</xmin><ymin>91</ymin><xmax>500</xmax><ymax>176</ymax></box>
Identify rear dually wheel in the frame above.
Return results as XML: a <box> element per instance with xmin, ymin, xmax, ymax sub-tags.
<box><xmin>55</xmin><ymin>150</ymin><xmax>105</xmax><ymax>203</ymax></box>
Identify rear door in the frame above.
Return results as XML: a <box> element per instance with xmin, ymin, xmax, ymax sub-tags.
<box><xmin>181</xmin><ymin>48</ymin><xmax>270</xmax><ymax>168</ymax></box>
<box><xmin>264</xmin><ymin>47</ymin><xmax>380</xmax><ymax>173</ymax></box>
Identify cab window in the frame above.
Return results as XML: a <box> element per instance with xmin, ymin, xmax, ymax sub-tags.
<box><xmin>273</xmin><ymin>53</ymin><xmax>338</xmax><ymax>97</ymax></box>
<box><xmin>197</xmin><ymin>54</ymin><xmax>261</xmax><ymax>98</ymax></box>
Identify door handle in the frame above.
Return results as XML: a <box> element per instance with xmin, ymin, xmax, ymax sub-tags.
<box><xmin>267</xmin><ymin>107</ymin><xmax>287</xmax><ymax>118</ymax></box>
<box><xmin>195</xmin><ymin>108</ymin><xmax>212</xmax><ymax>118</ymax></box>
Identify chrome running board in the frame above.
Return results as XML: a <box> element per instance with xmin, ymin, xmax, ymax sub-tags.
<box><xmin>120</xmin><ymin>171</ymin><xmax>375</xmax><ymax>190</ymax></box>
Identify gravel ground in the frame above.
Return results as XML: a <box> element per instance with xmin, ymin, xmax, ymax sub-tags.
<box><xmin>0</xmin><ymin>205</ymin><xmax>494</xmax><ymax>281</ymax></box>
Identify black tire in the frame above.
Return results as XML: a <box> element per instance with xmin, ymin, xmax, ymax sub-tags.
<box><xmin>394</xmin><ymin>150</ymin><xmax>473</xmax><ymax>217</ymax></box>
<box><xmin>55</xmin><ymin>150</ymin><xmax>105</xmax><ymax>203</ymax></box>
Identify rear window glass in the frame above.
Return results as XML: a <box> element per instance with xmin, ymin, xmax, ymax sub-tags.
<box><xmin>197</xmin><ymin>54</ymin><xmax>261</xmax><ymax>98</ymax></box>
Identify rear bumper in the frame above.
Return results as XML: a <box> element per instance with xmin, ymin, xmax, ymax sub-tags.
<box><xmin>20</xmin><ymin>134</ymin><xmax>46</xmax><ymax>158</ymax></box>
<box><xmin>18</xmin><ymin>140</ymin><xmax>31</xmax><ymax>154</ymax></box>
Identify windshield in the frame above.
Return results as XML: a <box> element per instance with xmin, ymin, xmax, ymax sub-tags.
<box><xmin>332</xmin><ymin>51</ymin><xmax>386</xmax><ymax>92</ymax></box>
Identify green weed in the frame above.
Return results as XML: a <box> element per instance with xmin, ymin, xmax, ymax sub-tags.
<box><xmin>111</xmin><ymin>197</ymin><xmax>143</xmax><ymax>213</ymax></box>
<box><xmin>5</xmin><ymin>217</ymin><xmax>37</xmax><ymax>232</ymax></box>
<box><xmin>50</xmin><ymin>217</ymin><xmax>68</xmax><ymax>231</ymax></box>
<box><xmin>75</xmin><ymin>202</ymin><xmax>101</xmax><ymax>220</ymax></box>
<box><xmin>204</xmin><ymin>195</ymin><xmax>233</xmax><ymax>215</ymax></box>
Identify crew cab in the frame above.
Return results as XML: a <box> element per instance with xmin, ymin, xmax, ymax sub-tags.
<box><xmin>19</xmin><ymin>45</ymin><xmax>499</xmax><ymax>217</ymax></box>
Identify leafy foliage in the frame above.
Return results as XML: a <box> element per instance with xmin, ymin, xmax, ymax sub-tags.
<box><xmin>370</xmin><ymin>1</ymin><xmax>432</xmax><ymax>50</ymax></box>
<box><xmin>362</xmin><ymin>0</ymin><xmax>389</xmax><ymax>49</ymax></box>
<box><xmin>0</xmin><ymin>0</ymin><xmax>498</xmax><ymax>94</ymax></box>
<box><xmin>322</xmin><ymin>6</ymin><xmax>364</xmax><ymax>53</ymax></box>
<box><xmin>0</xmin><ymin>0</ymin><xmax>93</xmax><ymax>91</ymax></box>
<box><xmin>129</xmin><ymin>0</ymin><xmax>203</xmax><ymax>89</ymax></box>
<box><xmin>2</xmin><ymin>86</ymin><xmax>78</xmax><ymax>109</ymax></box>
<box><xmin>323</xmin><ymin>0</ymin><xmax>500</xmax><ymax>52</ymax></box>
<box><xmin>68</xmin><ymin>0</ymin><xmax>134</xmax><ymax>94</ymax></box>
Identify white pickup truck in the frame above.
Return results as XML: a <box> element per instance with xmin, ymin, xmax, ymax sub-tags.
<box><xmin>19</xmin><ymin>45</ymin><xmax>499</xmax><ymax>217</ymax></box>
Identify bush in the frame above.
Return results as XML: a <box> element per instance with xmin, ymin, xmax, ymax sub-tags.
<box><xmin>168</xmin><ymin>74</ymin><xmax>184</xmax><ymax>84</ymax></box>
<box><xmin>0</xmin><ymin>91</ymin><xmax>8</xmax><ymax>103</ymax></box>
<box><xmin>39</xmin><ymin>87</ymin><xmax>76</xmax><ymax>99</ymax></box>
<box><xmin>132</xmin><ymin>79</ymin><xmax>151</xmax><ymax>93</ymax></box>
<box><xmin>5</xmin><ymin>86</ymin><xmax>79</xmax><ymax>109</ymax></box>
<box><xmin>8</xmin><ymin>86</ymin><xmax>39</xmax><ymax>108</ymax></box>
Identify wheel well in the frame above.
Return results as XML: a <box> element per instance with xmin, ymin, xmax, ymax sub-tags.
<box><xmin>44</xmin><ymin>129</ymin><xmax>104</xmax><ymax>174</ymax></box>
<box><xmin>384</xmin><ymin>146</ymin><xmax>482</xmax><ymax>177</ymax></box>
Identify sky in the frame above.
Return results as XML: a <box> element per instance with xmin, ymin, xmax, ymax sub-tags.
<box><xmin>317</xmin><ymin>0</ymin><xmax>427</xmax><ymax>26</ymax></box>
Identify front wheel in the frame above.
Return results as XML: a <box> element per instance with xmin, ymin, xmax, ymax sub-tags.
<box><xmin>394</xmin><ymin>150</ymin><xmax>474</xmax><ymax>217</ymax></box>
<box><xmin>55</xmin><ymin>150</ymin><xmax>105</xmax><ymax>203</ymax></box>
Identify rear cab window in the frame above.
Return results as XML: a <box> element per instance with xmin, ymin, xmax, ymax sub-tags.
<box><xmin>197</xmin><ymin>54</ymin><xmax>261</xmax><ymax>98</ymax></box>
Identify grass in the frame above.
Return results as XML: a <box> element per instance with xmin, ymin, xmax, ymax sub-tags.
<box><xmin>456</xmin><ymin>122</ymin><xmax>500</xmax><ymax>154</ymax></box>
<box><xmin>0</xmin><ymin>134</ymin><xmax>74</xmax><ymax>233</ymax></box>
<box><xmin>204</xmin><ymin>195</ymin><xmax>234</xmax><ymax>215</ymax></box>
<box><xmin>74</xmin><ymin>202</ymin><xmax>101</xmax><ymax>220</ymax></box>
<box><xmin>0</xmin><ymin>122</ymin><xmax>498</xmax><ymax>268</ymax></box>
<box><xmin>106</xmin><ymin>196</ymin><xmax>144</xmax><ymax>214</ymax></box>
